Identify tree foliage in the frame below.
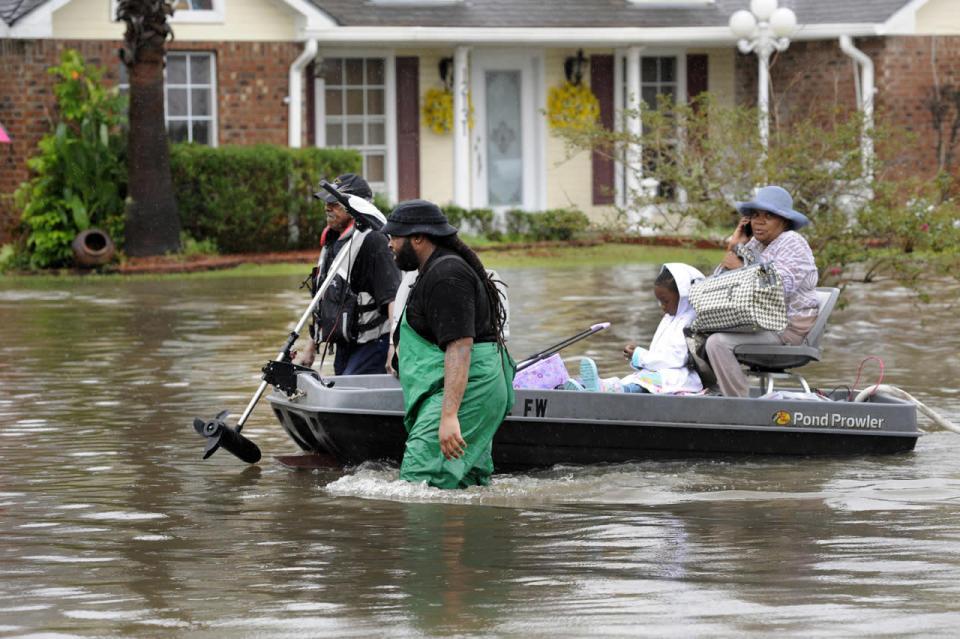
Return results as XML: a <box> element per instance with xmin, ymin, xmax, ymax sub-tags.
<box><xmin>552</xmin><ymin>93</ymin><xmax>960</xmax><ymax>297</ymax></box>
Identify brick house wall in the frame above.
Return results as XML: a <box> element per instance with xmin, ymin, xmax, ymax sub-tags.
<box><xmin>0</xmin><ymin>38</ymin><xmax>302</xmax><ymax>242</ymax></box>
<box><xmin>735</xmin><ymin>35</ymin><xmax>960</xmax><ymax>181</ymax></box>
<box><xmin>874</xmin><ymin>36</ymin><xmax>960</xmax><ymax>178</ymax></box>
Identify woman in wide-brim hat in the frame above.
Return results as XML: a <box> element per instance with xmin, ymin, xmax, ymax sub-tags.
<box><xmin>704</xmin><ymin>185</ymin><xmax>820</xmax><ymax>398</ymax></box>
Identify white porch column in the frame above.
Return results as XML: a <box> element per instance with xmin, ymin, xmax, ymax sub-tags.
<box><xmin>288</xmin><ymin>39</ymin><xmax>317</xmax><ymax>148</ymax></box>
<box><xmin>452</xmin><ymin>46</ymin><xmax>471</xmax><ymax>208</ymax></box>
<box><xmin>625</xmin><ymin>46</ymin><xmax>643</xmax><ymax>217</ymax></box>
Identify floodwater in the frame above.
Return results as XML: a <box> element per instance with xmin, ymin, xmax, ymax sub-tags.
<box><xmin>2</xmin><ymin>264</ymin><xmax>960</xmax><ymax>638</ymax></box>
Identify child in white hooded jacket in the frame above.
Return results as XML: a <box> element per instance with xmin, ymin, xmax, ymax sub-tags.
<box><xmin>566</xmin><ymin>262</ymin><xmax>705</xmax><ymax>394</ymax></box>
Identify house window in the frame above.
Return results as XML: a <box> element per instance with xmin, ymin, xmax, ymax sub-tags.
<box><xmin>116</xmin><ymin>53</ymin><xmax>217</xmax><ymax>146</ymax></box>
<box><xmin>319</xmin><ymin>57</ymin><xmax>388</xmax><ymax>189</ymax></box>
<box><xmin>112</xmin><ymin>0</ymin><xmax>224</xmax><ymax>23</ymax></box>
<box><xmin>641</xmin><ymin>56</ymin><xmax>677</xmax><ymax>109</ymax></box>
<box><xmin>173</xmin><ymin>0</ymin><xmax>213</xmax><ymax>8</ymax></box>
<box><xmin>628</xmin><ymin>0</ymin><xmax>714</xmax><ymax>5</ymax></box>
<box><xmin>169</xmin><ymin>0</ymin><xmax>224</xmax><ymax>23</ymax></box>
<box><xmin>618</xmin><ymin>55</ymin><xmax>682</xmax><ymax>203</ymax></box>
<box><xmin>165</xmin><ymin>53</ymin><xmax>217</xmax><ymax>145</ymax></box>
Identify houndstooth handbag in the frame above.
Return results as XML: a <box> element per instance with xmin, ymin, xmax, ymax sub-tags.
<box><xmin>688</xmin><ymin>246</ymin><xmax>788</xmax><ymax>334</ymax></box>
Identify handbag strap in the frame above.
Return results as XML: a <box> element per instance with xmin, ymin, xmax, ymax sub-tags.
<box><xmin>721</xmin><ymin>243</ymin><xmax>780</xmax><ymax>288</ymax></box>
<box><xmin>733</xmin><ymin>243</ymin><xmax>761</xmax><ymax>266</ymax></box>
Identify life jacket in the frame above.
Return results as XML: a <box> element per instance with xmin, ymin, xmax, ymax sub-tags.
<box><xmin>313</xmin><ymin>223</ymin><xmax>389</xmax><ymax>345</ymax></box>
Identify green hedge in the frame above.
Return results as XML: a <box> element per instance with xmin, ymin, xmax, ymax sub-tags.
<box><xmin>440</xmin><ymin>205</ymin><xmax>590</xmax><ymax>242</ymax></box>
<box><xmin>170</xmin><ymin>144</ymin><xmax>360</xmax><ymax>253</ymax></box>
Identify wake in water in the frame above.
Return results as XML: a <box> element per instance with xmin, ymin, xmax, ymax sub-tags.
<box><xmin>321</xmin><ymin>459</ymin><xmax>755</xmax><ymax>507</ymax></box>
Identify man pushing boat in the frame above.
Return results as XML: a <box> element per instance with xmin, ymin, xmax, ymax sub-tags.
<box><xmin>383</xmin><ymin>200</ymin><xmax>515</xmax><ymax>489</ymax></box>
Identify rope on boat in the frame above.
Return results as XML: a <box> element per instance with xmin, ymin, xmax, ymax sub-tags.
<box><xmin>854</xmin><ymin>384</ymin><xmax>960</xmax><ymax>435</ymax></box>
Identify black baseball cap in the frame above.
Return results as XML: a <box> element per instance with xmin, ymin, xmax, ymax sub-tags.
<box><xmin>313</xmin><ymin>173</ymin><xmax>373</xmax><ymax>203</ymax></box>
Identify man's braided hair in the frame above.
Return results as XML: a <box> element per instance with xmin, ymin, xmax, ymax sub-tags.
<box><xmin>434</xmin><ymin>234</ymin><xmax>508</xmax><ymax>349</ymax></box>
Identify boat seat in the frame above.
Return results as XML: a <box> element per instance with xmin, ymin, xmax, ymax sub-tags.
<box><xmin>733</xmin><ymin>286</ymin><xmax>840</xmax><ymax>394</ymax></box>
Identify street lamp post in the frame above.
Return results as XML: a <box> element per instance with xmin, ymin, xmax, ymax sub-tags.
<box><xmin>729</xmin><ymin>0</ymin><xmax>797</xmax><ymax>151</ymax></box>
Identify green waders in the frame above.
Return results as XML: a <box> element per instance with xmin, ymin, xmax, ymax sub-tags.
<box><xmin>397</xmin><ymin>312</ymin><xmax>515</xmax><ymax>489</ymax></box>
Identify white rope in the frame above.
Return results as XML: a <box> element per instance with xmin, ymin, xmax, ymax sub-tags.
<box><xmin>854</xmin><ymin>384</ymin><xmax>960</xmax><ymax>435</ymax></box>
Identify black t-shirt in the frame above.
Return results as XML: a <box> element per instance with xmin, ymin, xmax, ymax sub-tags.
<box><xmin>403</xmin><ymin>246</ymin><xmax>496</xmax><ymax>349</ymax></box>
<box><xmin>320</xmin><ymin>227</ymin><xmax>400</xmax><ymax>314</ymax></box>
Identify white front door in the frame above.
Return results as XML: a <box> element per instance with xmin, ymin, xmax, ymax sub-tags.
<box><xmin>470</xmin><ymin>51</ymin><xmax>544</xmax><ymax>211</ymax></box>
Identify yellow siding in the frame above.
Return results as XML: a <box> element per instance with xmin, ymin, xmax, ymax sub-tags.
<box><xmin>52</xmin><ymin>0</ymin><xmax>123</xmax><ymax>39</ymax></box>
<box><xmin>412</xmin><ymin>50</ymin><xmax>455</xmax><ymax>206</ymax></box>
<box><xmin>53</xmin><ymin>0</ymin><xmax>296</xmax><ymax>41</ymax></box>
<box><xmin>544</xmin><ymin>48</ymin><xmax>600</xmax><ymax>219</ymax></box>
<box><xmin>915</xmin><ymin>0</ymin><xmax>960</xmax><ymax>34</ymax></box>
<box><xmin>694</xmin><ymin>47</ymin><xmax>735</xmax><ymax>108</ymax></box>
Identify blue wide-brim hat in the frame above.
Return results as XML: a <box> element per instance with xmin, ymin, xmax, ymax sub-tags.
<box><xmin>383</xmin><ymin>200</ymin><xmax>458</xmax><ymax>237</ymax></box>
<box><xmin>736</xmin><ymin>185</ymin><xmax>810</xmax><ymax>230</ymax></box>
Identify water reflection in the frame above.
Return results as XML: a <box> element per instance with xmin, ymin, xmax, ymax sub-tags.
<box><xmin>2</xmin><ymin>270</ymin><xmax>960</xmax><ymax>637</ymax></box>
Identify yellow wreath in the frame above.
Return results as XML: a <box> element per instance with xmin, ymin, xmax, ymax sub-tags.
<box><xmin>422</xmin><ymin>87</ymin><xmax>474</xmax><ymax>135</ymax></box>
<box><xmin>546</xmin><ymin>81</ymin><xmax>600</xmax><ymax>133</ymax></box>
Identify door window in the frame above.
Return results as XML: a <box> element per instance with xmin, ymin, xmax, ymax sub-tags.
<box><xmin>484</xmin><ymin>70</ymin><xmax>523</xmax><ymax>207</ymax></box>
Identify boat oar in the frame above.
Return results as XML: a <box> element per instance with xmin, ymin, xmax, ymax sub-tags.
<box><xmin>191</xmin><ymin>182</ymin><xmax>385</xmax><ymax>463</ymax></box>
<box><xmin>516</xmin><ymin>322</ymin><xmax>610</xmax><ymax>372</ymax></box>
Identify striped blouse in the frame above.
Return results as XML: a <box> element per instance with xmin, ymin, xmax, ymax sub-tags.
<box><xmin>714</xmin><ymin>231</ymin><xmax>820</xmax><ymax>322</ymax></box>
<box><xmin>741</xmin><ymin>230</ymin><xmax>820</xmax><ymax>320</ymax></box>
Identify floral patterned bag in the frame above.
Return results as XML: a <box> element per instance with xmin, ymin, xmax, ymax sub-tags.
<box><xmin>512</xmin><ymin>353</ymin><xmax>570</xmax><ymax>390</ymax></box>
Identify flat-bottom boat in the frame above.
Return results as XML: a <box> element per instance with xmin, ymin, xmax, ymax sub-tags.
<box><xmin>266</xmin><ymin>368</ymin><xmax>920</xmax><ymax>471</ymax></box>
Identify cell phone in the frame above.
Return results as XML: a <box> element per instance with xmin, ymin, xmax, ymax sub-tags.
<box><xmin>743</xmin><ymin>222</ymin><xmax>753</xmax><ymax>237</ymax></box>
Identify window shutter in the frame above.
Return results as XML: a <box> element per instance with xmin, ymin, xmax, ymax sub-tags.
<box><xmin>396</xmin><ymin>57</ymin><xmax>421</xmax><ymax>201</ymax></box>
<box><xmin>686</xmin><ymin>54</ymin><xmax>708</xmax><ymax>101</ymax></box>
<box><xmin>591</xmin><ymin>54</ymin><xmax>615</xmax><ymax>205</ymax></box>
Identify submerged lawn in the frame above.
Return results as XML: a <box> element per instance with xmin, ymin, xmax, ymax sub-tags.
<box><xmin>479</xmin><ymin>243</ymin><xmax>724</xmax><ymax>271</ymax></box>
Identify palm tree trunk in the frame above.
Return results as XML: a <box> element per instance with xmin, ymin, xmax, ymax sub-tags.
<box><xmin>120</xmin><ymin>1</ymin><xmax>181</xmax><ymax>256</ymax></box>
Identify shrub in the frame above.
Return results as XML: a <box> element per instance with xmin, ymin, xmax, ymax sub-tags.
<box><xmin>504</xmin><ymin>209</ymin><xmax>533</xmax><ymax>236</ymax></box>
<box><xmin>170</xmin><ymin>144</ymin><xmax>360</xmax><ymax>253</ymax></box>
<box><xmin>438</xmin><ymin>204</ymin><xmax>587</xmax><ymax>241</ymax></box>
<box><xmin>373</xmin><ymin>192</ymin><xmax>394</xmax><ymax>217</ymax></box>
<box><xmin>13</xmin><ymin>50</ymin><xmax>128</xmax><ymax>269</ymax></box>
<box><xmin>440</xmin><ymin>204</ymin><xmax>469</xmax><ymax>230</ymax></box>
<box><xmin>528</xmin><ymin>208</ymin><xmax>590</xmax><ymax>241</ymax></box>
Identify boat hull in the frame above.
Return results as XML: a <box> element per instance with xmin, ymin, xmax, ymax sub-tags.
<box><xmin>268</xmin><ymin>373</ymin><xmax>920</xmax><ymax>471</ymax></box>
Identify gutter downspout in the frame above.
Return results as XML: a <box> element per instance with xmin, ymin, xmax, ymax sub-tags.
<box><xmin>286</xmin><ymin>39</ymin><xmax>317</xmax><ymax>245</ymax></box>
<box><xmin>288</xmin><ymin>39</ymin><xmax>318</xmax><ymax>148</ymax></box>
<box><xmin>839</xmin><ymin>35</ymin><xmax>874</xmax><ymax>179</ymax></box>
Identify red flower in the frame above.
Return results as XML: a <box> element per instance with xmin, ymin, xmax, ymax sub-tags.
<box><xmin>920</xmin><ymin>223</ymin><xmax>930</xmax><ymax>231</ymax></box>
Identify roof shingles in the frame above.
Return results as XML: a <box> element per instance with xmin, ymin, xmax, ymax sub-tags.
<box><xmin>0</xmin><ymin>0</ymin><xmax>47</xmax><ymax>26</ymax></box>
<box><xmin>1</xmin><ymin>0</ymin><xmax>913</xmax><ymax>30</ymax></box>
<box><xmin>308</xmin><ymin>0</ymin><xmax>910</xmax><ymax>29</ymax></box>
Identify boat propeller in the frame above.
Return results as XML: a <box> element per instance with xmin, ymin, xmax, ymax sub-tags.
<box><xmin>192</xmin><ymin>410</ymin><xmax>262</xmax><ymax>464</ymax></box>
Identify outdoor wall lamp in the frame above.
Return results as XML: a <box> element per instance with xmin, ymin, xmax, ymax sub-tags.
<box><xmin>564</xmin><ymin>49</ymin><xmax>588</xmax><ymax>86</ymax></box>
<box><xmin>729</xmin><ymin>0</ymin><xmax>797</xmax><ymax>151</ymax></box>
<box><xmin>439</xmin><ymin>57</ymin><xmax>454</xmax><ymax>91</ymax></box>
